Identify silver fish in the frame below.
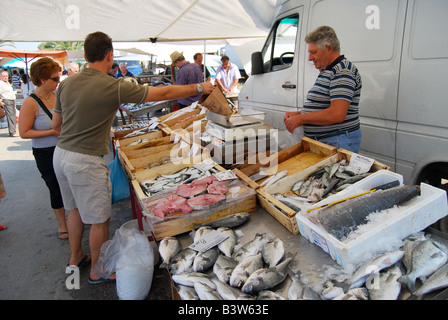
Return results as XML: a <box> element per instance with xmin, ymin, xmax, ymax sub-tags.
<box><xmin>398</xmin><ymin>239</ymin><xmax>448</xmax><ymax>293</ymax></box>
<box><xmin>262</xmin><ymin>170</ymin><xmax>288</xmax><ymax>188</ymax></box>
<box><xmin>333</xmin><ymin>288</ymin><xmax>369</xmax><ymax>300</ymax></box>
<box><xmin>291</xmin><ymin>180</ymin><xmax>305</xmax><ymax>192</ymax></box>
<box><xmin>212</xmin><ymin>279</ymin><xmax>255</xmax><ymax>300</ymax></box>
<box><xmin>159</xmin><ymin>237</ymin><xmax>182</xmax><ymax>268</ymax></box>
<box><xmin>368</xmin><ymin>265</ymin><xmax>403</xmax><ymax>300</ymax></box>
<box><xmin>213</xmin><ymin>255</ymin><xmax>237</xmax><ymax>284</ymax></box>
<box><xmin>241</xmin><ymin>256</ymin><xmax>293</xmax><ymax>294</ymax></box>
<box><xmin>195</xmin><ymin>212</ymin><xmax>251</xmax><ymax>228</ymax></box>
<box><xmin>232</xmin><ymin>233</ymin><xmax>269</xmax><ymax>263</ymax></box>
<box><xmin>169</xmin><ymin>248</ymin><xmax>197</xmax><ymax>275</ymax></box>
<box><xmin>193</xmin><ymin>226</ymin><xmax>214</xmax><ymax>243</ymax></box>
<box><xmin>193</xmin><ymin>247</ymin><xmax>219</xmax><ymax>272</ymax></box>
<box><xmin>313</xmin><ymin>185</ymin><xmax>420</xmax><ymax>240</ymax></box>
<box><xmin>402</xmin><ymin>233</ymin><xmax>427</xmax><ymax>272</ymax></box>
<box><xmin>217</xmin><ymin>227</ymin><xmax>238</xmax><ymax>257</ymax></box>
<box><xmin>415</xmin><ymin>262</ymin><xmax>448</xmax><ymax>297</ymax></box>
<box><xmin>230</xmin><ymin>253</ymin><xmax>263</xmax><ymax>288</ymax></box>
<box><xmin>257</xmin><ymin>290</ymin><xmax>286</xmax><ymax>300</ymax></box>
<box><xmin>194</xmin><ymin>282</ymin><xmax>222</xmax><ymax>300</ymax></box>
<box><xmin>302</xmin><ymin>286</ymin><xmax>322</xmax><ymax>300</ymax></box>
<box><xmin>321</xmin><ymin>280</ymin><xmax>344</xmax><ymax>300</ymax></box>
<box><xmin>328</xmin><ymin>161</ymin><xmax>340</xmax><ymax>179</ymax></box>
<box><xmin>262</xmin><ymin>237</ymin><xmax>285</xmax><ymax>268</ymax></box>
<box><xmin>177</xmin><ymin>284</ymin><xmax>199</xmax><ymax>300</ymax></box>
<box><xmin>346</xmin><ymin>250</ymin><xmax>405</xmax><ymax>290</ymax></box>
<box><xmin>172</xmin><ymin>272</ymin><xmax>216</xmax><ymax>289</ymax></box>
<box><xmin>288</xmin><ymin>271</ymin><xmax>305</xmax><ymax>300</ymax></box>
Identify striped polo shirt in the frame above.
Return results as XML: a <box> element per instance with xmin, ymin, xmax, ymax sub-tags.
<box><xmin>303</xmin><ymin>55</ymin><xmax>362</xmax><ymax>139</ymax></box>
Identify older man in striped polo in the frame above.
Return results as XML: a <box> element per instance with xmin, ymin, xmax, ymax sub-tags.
<box><xmin>284</xmin><ymin>26</ymin><xmax>362</xmax><ymax>153</ymax></box>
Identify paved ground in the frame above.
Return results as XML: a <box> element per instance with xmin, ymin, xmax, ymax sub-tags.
<box><xmin>0</xmin><ymin>118</ymin><xmax>172</xmax><ymax>300</ymax></box>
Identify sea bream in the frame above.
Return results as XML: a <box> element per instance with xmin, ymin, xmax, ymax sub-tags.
<box><xmin>261</xmin><ymin>237</ymin><xmax>285</xmax><ymax>268</ymax></box>
<box><xmin>414</xmin><ymin>262</ymin><xmax>448</xmax><ymax>297</ymax></box>
<box><xmin>213</xmin><ymin>255</ymin><xmax>237</xmax><ymax>283</ymax></box>
<box><xmin>169</xmin><ymin>248</ymin><xmax>197</xmax><ymax>275</ymax></box>
<box><xmin>232</xmin><ymin>233</ymin><xmax>269</xmax><ymax>263</ymax></box>
<box><xmin>311</xmin><ymin>185</ymin><xmax>420</xmax><ymax>240</ymax></box>
<box><xmin>230</xmin><ymin>253</ymin><xmax>263</xmax><ymax>288</ymax></box>
<box><xmin>217</xmin><ymin>227</ymin><xmax>238</xmax><ymax>257</ymax></box>
<box><xmin>368</xmin><ymin>265</ymin><xmax>403</xmax><ymax>300</ymax></box>
<box><xmin>194</xmin><ymin>212</ymin><xmax>251</xmax><ymax>229</ymax></box>
<box><xmin>193</xmin><ymin>247</ymin><xmax>220</xmax><ymax>272</ymax></box>
<box><xmin>159</xmin><ymin>237</ymin><xmax>182</xmax><ymax>268</ymax></box>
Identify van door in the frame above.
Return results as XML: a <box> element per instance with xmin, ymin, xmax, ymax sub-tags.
<box><xmin>239</xmin><ymin>5</ymin><xmax>304</xmax><ymax>148</ymax></box>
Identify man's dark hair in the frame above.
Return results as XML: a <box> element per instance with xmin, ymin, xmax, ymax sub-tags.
<box><xmin>221</xmin><ymin>55</ymin><xmax>230</xmax><ymax>62</ymax></box>
<box><xmin>84</xmin><ymin>31</ymin><xmax>113</xmax><ymax>63</ymax></box>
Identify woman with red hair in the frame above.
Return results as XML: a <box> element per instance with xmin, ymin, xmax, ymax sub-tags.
<box><xmin>19</xmin><ymin>57</ymin><xmax>68</xmax><ymax>240</ymax></box>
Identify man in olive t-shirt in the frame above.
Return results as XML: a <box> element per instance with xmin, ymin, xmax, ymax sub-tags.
<box><xmin>52</xmin><ymin>32</ymin><xmax>213</xmax><ymax>284</ymax></box>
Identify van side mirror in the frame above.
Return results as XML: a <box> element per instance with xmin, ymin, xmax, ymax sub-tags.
<box><xmin>251</xmin><ymin>52</ymin><xmax>264</xmax><ymax>75</ymax></box>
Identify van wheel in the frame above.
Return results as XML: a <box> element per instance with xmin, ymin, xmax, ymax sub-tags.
<box><xmin>416</xmin><ymin>163</ymin><xmax>448</xmax><ymax>233</ymax></box>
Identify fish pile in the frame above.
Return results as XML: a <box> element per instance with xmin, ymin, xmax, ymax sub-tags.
<box><xmin>127</xmin><ymin>138</ymin><xmax>155</xmax><ymax>147</ymax></box>
<box><xmin>320</xmin><ymin>233</ymin><xmax>448</xmax><ymax>300</ymax></box>
<box><xmin>289</xmin><ymin>160</ymin><xmax>372</xmax><ymax>202</ymax></box>
<box><xmin>140</xmin><ymin>166</ymin><xmax>221</xmax><ymax>197</ymax></box>
<box><xmin>112</xmin><ymin>120</ymin><xmax>155</xmax><ymax>132</ymax></box>
<box><xmin>123</xmin><ymin>126</ymin><xmax>159</xmax><ymax>138</ymax></box>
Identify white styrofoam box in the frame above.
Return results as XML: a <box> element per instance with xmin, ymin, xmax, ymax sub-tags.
<box><xmin>296</xmin><ymin>170</ymin><xmax>448</xmax><ymax>268</ymax></box>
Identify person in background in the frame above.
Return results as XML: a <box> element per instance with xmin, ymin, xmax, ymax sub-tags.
<box><xmin>215</xmin><ymin>55</ymin><xmax>241</xmax><ymax>94</ymax></box>
<box><xmin>60</xmin><ymin>62</ymin><xmax>80</xmax><ymax>82</ymax></box>
<box><xmin>11</xmin><ymin>70</ymin><xmax>21</xmax><ymax>89</ymax></box>
<box><xmin>117</xmin><ymin>62</ymin><xmax>134</xmax><ymax>78</ymax></box>
<box><xmin>52</xmin><ymin>32</ymin><xmax>214</xmax><ymax>284</ymax></box>
<box><xmin>170</xmin><ymin>51</ymin><xmax>203</xmax><ymax>109</ymax></box>
<box><xmin>0</xmin><ymin>172</ymin><xmax>7</xmax><ymax>231</ymax></box>
<box><xmin>108</xmin><ymin>63</ymin><xmax>119</xmax><ymax>77</ymax></box>
<box><xmin>21</xmin><ymin>73</ymin><xmax>36</xmax><ymax>99</ymax></box>
<box><xmin>193</xmin><ymin>52</ymin><xmax>211</xmax><ymax>82</ymax></box>
<box><xmin>284</xmin><ymin>26</ymin><xmax>362</xmax><ymax>153</ymax></box>
<box><xmin>18</xmin><ymin>57</ymin><xmax>68</xmax><ymax>240</ymax></box>
<box><xmin>0</xmin><ymin>71</ymin><xmax>18</xmax><ymax>137</ymax></box>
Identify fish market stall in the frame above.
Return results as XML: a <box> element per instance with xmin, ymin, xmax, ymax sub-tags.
<box><xmin>119</xmin><ymin>100</ymin><xmax>177</xmax><ymax>123</ymax></box>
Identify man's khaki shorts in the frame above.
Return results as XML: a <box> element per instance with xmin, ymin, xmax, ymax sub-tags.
<box><xmin>53</xmin><ymin>146</ymin><xmax>112</xmax><ymax>224</ymax></box>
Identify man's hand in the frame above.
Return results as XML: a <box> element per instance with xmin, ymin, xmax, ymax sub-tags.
<box><xmin>285</xmin><ymin>114</ymin><xmax>303</xmax><ymax>133</ymax></box>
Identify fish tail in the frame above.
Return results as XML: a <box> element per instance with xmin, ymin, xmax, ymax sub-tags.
<box><xmin>398</xmin><ymin>274</ymin><xmax>416</xmax><ymax>293</ymax></box>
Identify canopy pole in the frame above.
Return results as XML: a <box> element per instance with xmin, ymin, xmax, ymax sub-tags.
<box><xmin>203</xmin><ymin>40</ymin><xmax>207</xmax><ymax>82</ymax></box>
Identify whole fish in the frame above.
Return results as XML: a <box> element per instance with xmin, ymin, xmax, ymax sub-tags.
<box><xmin>230</xmin><ymin>253</ymin><xmax>263</xmax><ymax>288</ymax></box>
<box><xmin>193</xmin><ymin>247</ymin><xmax>219</xmax><ymax>272</ymax></box>
<box><xmin>346</xmin><ymin>250</ymin><xmax>405</xmax><ymax>290</ymax></box>
<box><xmin>159</xmin><ymin>237</ymin><xmax>182</xmax><ymax>268</ymax></box>
<box><xmin>313</xmin><ymin>185</ymin><xmax>420</xmax><ymax>240</ymax></box>
<box><xmin>232</xmin><ymin>233</ymin><xmax>269</xmax><ymax>262</ymax></box>
<box><xmin>291</xmin><ymin>180</ymin><xmax>305</xmax><ymax>192</ymax></box>
<box><xmin>177</xmin><ymin>284</ymin><xmax>199</xmax><ymax>300</ymax></box>
<box><xmin>212</xmin><ymin>279</ymin><xmax>255</xmax><ymax>300</ymax></box>
<box><xmin>169</xmin><ymin>248</ymin><xmax>197</xmax><ymax>275</ymax></box>
<box><xmin>262</xmin><ymin>237</ymin><xmax>285</xmax><ymax>268</ymax></box>
<box><xmin>398</xmin><ymin>239</ymin><xmax>448</xmax><ymax>293</ymax></box>
<box><xmin>213</xmin><ymin>255</ymin><xmax>237</xmax><ymax>283</ymax></box>
<box><xmin>241</xmin><ymin>256</ymin><xmax>293</xmax><ymax>294</ymax></box>
<box><xmin>262</xmin><ymin>170</ymin><xmax>288</xmax><ymax>188</ymax></box>
<box><xmin>368</xmin><ymin>265</ymin><xmax>402</xmax><ymax>300</ymax></box>
<box><xmin>193</xmin><ymin>226</ymin><xmax>214</xmax><ymax>243</ymax></box>
<box><xmin>288</xmin><ymin>271</ymin><xmax>305</xmax><ymax>300</ymax></box>
<box><xmin>217</xmin><ymin>227</ymin><xmax>238</xmax><ymax>257</ymax></box>
<box><xmin>333</xmin><ymin>288</ymin><xmax>369</xmax><ymax>300</ymax></box>
<box><xmin>172</xmin><ymin>272</ymin><xmax>216</xmax><ymax>289</ymax></box>
<box><xmin>302</xmin><ymin>286</ymin><xmax>322</xmax><ymax>300</ymax></box>
<box><xmin>195</xmin><ymin>212</ymin><xmax>251</xmax><ymax>228</ymax></box>
<box><xmin>321</xmin><ymin>280</ymin><xmax>344</xmax><ymax>300</ymax></box>
<box><xmin>415</xmin><ymin>263</ymin><xmax>448</xmax><ymax>297</ymax></box>
<box><xmin>194</xmin><ymin>282</ymin><xmax>222</xmax><ymax>300</ymax></box>
<box><xmin>257</xmin><ymin>290</ymin><xmax>286</xmax><ymax>300</ymax></box>
<box><xmin>401</xmin><ymin>233</ymin><xmax>427</xmax><ymax>272</ymax></box>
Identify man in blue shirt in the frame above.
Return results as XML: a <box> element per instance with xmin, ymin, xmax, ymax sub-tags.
<box><xmin>117</xmin><ymin>62</ymin><xmax>134</xmax><ymax>78</ymax></box>
<box><xmin>171</xmin><ymin>51</ymin><xmax>203</xmax><ymax>109</ymax></box>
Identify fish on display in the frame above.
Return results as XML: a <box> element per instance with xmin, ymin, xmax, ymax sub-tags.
<box><xmin>414</xmin><ymin>262</ymin><xmax>448</xmax><ymax>297</ymax></box>
<box><xmin>260</xmin><ymin>170</ymin><xmax>288</xmax><ymax>188</ymax></box>
<box><xmin>193</xmin><ymin>226</ymin><xmax>214</xmax><ymax>243</ymax></box>
<box><xmin>262</xmin><ymin>237</ymin><xmax>285</xmax><ymax>268</ymax></box>
<box><xmin>321</xmin><ymin>280</ymin><xmax>344</xmax><ymax>300</ymax></box>
<box><xmin>311</xmin><ymin>185</ymin><xmax>420</xmax><ymax>240</ymax></box>
<box><xmin>159</xmin><ymin>237</ymin><xmax>182</xmax><ymax>268</ymax></box>
<box><xmin>257</xmin><ymin>290</ymin><xmax>286</xmax><ymax>300</ymax></box>
<box><xmin>169</xmin><ymin>248</ymin><xmax>197</xmax><ymax>275</ymax></box>
<box><xmin>272</xmin><ymin>193</ymin><xmax>310</xmax><ymax>213</ymax></box>
<box><xmin>232</xmin><ymin>233</ymin><xmax>269</xmax><ymax>263</ymax></box>
<box><xmin>217</xmin><ymin>227</ymin><xmax>238</xmax><ymax>257</ymax></box>
<box><xmin>345</xmin><ymin>250</ymin><xmax>405</xmax><ymax>290</ymax></box>
<box><xmin>402</xmin><ymin>233</ymin><xmax>426</xmax><ymax>272</ymax></box>
<box><xmin>398</xmin><ymin>239</ymin><xmax>448</xmax><ymax>293</ymax></box>
<box><xmin>287</xmin><ymin>270</ymin><xmax>305</xmax><ymax>300</ymax></box>
<box><xmin>172</xmin><ymin>272</ymin><xmax>216</xmax><ymax>289</ymax></box>
<box><xmin>241</xmin><ymin>256</ymin><xmax>294</xmax><ymax>294</ymax></box>
<box><xmin>193</xmin><ymin>247</ymin><xmax>220</xmax><ymax>273</ymax></box>
<box><xmin>333</xmin><ymin>287</ymin><xmax>369</xmax><ymax>300</ymax></box>
<box><xmin>194</xmin><ymin>282</ymin><xmax>223</xmax><ymax>300</ymax></box>
<box><xmin>302</xmin><ymin>286</ymin><xmax>322</xmax><ymax>300</ymax></box>
<box><xmin>368</xmin><ymin>265</ymin><xmax>403</xmax><ymax>300</ymax></box>
<box><xmin>195</xmin><ymin>212</ymin><xmax>251</xmax><ymax>228</ymax></box>
<box><xmin>213</xmin><ymin>255</ymin><xmax>237</xmax><ymax>284</ymax></box>
<box><xmin>230</xmin><ymin>253</ymin><xmax>264</xmax><ymax>288</ymax></box>
<box><xmin>176</xmin><ymin>284</ymin><xmax>199</xmax><ymax>300</ymax></box>
<box><xmin>212</xmin><ymin>279</ymin><xmax>255</xmax><ymax>300</ymax></box>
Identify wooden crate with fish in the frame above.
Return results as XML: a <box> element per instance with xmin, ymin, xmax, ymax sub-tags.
<box><xmin>256</xmin><ymin>146</ymin><xmax>390</xmax><ymax>234</ymax></box>
<box><xmin>131</xmin><ymin>154</ymin><xmax>257</xmax><ymax>240</ymax></box>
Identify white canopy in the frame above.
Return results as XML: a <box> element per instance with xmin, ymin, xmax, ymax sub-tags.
<box><xmin>1</xmin><ymin>0</ymin><xmax>285</xmax><ymax>42</ymax></box>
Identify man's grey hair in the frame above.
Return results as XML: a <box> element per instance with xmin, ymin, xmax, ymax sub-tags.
<box><xmin>305</xmin><ymin>26</ymin><xmax>340</xmax><ymax>52</ymax></box>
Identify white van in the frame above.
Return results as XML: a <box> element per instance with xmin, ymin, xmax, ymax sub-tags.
<box><xmin>239</xmin><ymin>0</ymin><xmax>448</xmax><ymax>188</ymax></box>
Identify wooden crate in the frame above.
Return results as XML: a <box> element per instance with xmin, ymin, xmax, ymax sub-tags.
<box><xmin>257</xmin><ymin>147</ymin><xmax>390</xmax><ymax>234</ymax></box>
<box><xmin>131</xmin><ymin>155</ymin><xmax>257</xmax><ymax>240</ymax></box>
